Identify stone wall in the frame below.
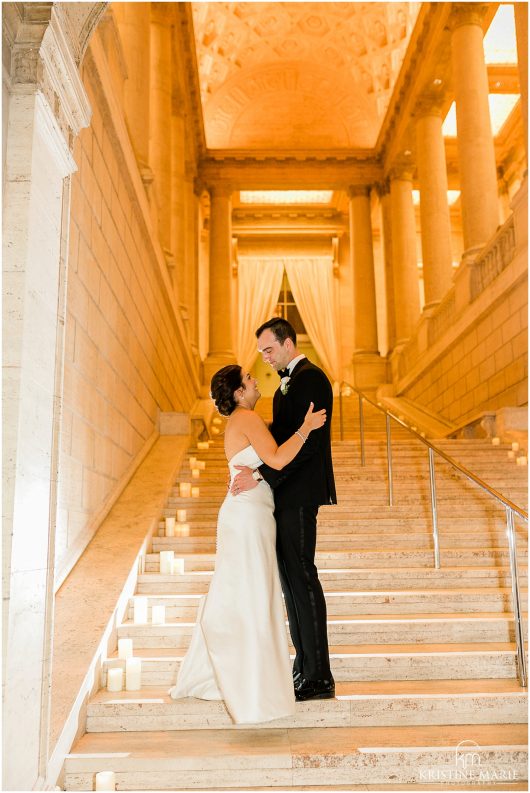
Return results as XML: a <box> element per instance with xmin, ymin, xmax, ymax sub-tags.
<box><xmin>56</xmin><ymin>27</ymin><xmax>200</xmax><ymax>584</ymax></box>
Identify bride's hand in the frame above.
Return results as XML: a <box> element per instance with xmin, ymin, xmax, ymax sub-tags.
<box><xmin>302</xmin><ymin>401</ymin><xmax>327</xmax><ymax>433</ymax></box>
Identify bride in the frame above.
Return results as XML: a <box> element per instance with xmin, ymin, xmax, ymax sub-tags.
<box><xmin>169</xmin><ymin>364</ymin><xmax>326</xmax><ymax>724</ymax></box>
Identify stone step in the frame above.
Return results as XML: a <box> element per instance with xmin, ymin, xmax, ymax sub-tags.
<box><xmin>126</xmin><ymin>589</ymin><xmax>523</xmax><ymax>621</ymax></box>
<box><xmin>116</xmin><ymin>613</ymin><xmax>523</xmax><ymax>649</ymax></box>
<box><xmin>101</xmin><ymin>643</ymin><xmax>522</xmax><ymax>686</ymax></box>
<box><xmin>64</xmin><ymin>723</ymin><xmax>527</xmax><ymax>790</ymax></box>
<box><xmin>85</xmin><ymin>679</ymin><xmax>527</xmax><ymax>733</ymax></box>
<box><xmin>151</xmin><ymin>531</ymin><xmax>528</xmax><ymax>553</ymax></box>
<box><xmin>137</xmin><ymin>566</ymin><xmax>528</xmax><ymax>594</ymax></box>
<box><xmin>144</xmin><ymin>548</ymin><xmax>528</xmax><ymax>572</ymax></box>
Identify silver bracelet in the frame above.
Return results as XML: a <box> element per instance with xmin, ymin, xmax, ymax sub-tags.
<box><xmin>296</xmin><ymin>429</ymin><xmax>308</xmax><ymax>443</ymax></box>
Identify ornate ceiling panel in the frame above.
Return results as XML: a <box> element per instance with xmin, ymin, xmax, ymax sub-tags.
<box><xmin>191</xmin><ymin>1</ymin><xmax>421</xmax><ymax>151</ymax></box>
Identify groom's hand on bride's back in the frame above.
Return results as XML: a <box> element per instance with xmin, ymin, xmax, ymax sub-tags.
<box><xmin>230</xmin><ymin>465</ymin><xmax>258</xmax><ymax>495</ymax></box>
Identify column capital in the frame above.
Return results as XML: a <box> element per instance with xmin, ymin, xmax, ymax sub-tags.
<box><xmin>347</xmin><ymin>185</ymin><xmax>370</xmax><ymax>199</ymax></box>
<box><xmin>387</xmin><ymin>163</ymin><xmax>414</xmax><ymax>182</ymax></box>
<box><xmin>373</xmin><ymin>179</ymin><xmax>391</xmax><ymax>198</ymax></box>
<box><xmin>449</xmin><ymin>3</ymin><xmax>489</xmax><ymax>31</ymax></box>
<box><xmin>208</xmin><ymin>183</ymin><xmax>233</xmax><ymax>200</ymax></box>
<box><xmin>413</xmin><ymin>92</ymin><xmax>446</xmax><ymax>119</ymax></box>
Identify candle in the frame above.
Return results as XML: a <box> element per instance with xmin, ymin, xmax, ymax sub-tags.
<box><xmin>508</xmin><ymin>450</ymin><xmax>516</xmax><ymax>459</ymax></box>
<box><xmin>177</xmin><ymin>509</ymin><xmax>187</xmax><ymax>522</ymax></box>
<box><xmin>172</xmin><ymin>558</ymin><xmax>185</xmax><ymax>575</ymax></box>
<box><xmin>517</xmin><ymin>456</ymin><xmax>527</xmax><ymax>466</ymax></box>
<box><xmin>192</xmin><ymin>468</ymin><xmax>200</xmax><ymax>479</ymax></box>
<box><xmin>211</xmin><ymin>427</ymin><xmax>220</xmax><ymax>435</ymax></box>
<box><xmin>189</xmin><ymin>457</ymin><xmax>197</xmax><ymax>467</ymax></box>
<box><xmin>152</xmin><ymin>605</ymin><xmax>165</xmax><ymax>624</ymax></box>
<box><xmin>175</xmin><ymin>522</ymin><xmax>190</xmax><ymax>537</ymax></box>
<box><xmin>191</xmin><ymin>486</ymin><xmax>200</xmax><ymax>498</ymax></box>
<box><xmin>133</xmin><ymin>597</ymin><xmax>148</xmax><ymax>624</ymax></box>
<box><xmin>125</xmin><ymin>658</ymin><xmax>142</xmax><ymax>691</ymax></box>
<box><xmin>165</xmin><ymin>516</ymin><xmax>175</xmax><ymax>537</ymax></box>
<box><xmin>179</xmin><ymin>482</ymin><xmax>191</xmax><ymax>498</ymax></box>
<box><xmin>492</xmin><ymin>437</ymin><xmax>501</xmax><ymax>445</ymax></box>
<box><xmin>118</xmin><ymin>638</ymin><xmax>133</xmax><ymax>660</ymax></box>
<box><xmin>512</xmin><ymin>442</ymin><xmax>520</xmax><ymax>452</ymax></box>
<box><xmin>107</xmin><ymin>668</ymin><xmax>123</xmax><ymax>692</ymax></box>
<box><xmin>197</xmin><ymin>441</ymin><xmax>209</xmax><ymax>450</ymax></box>
<box><xmin>197</xmin><ymin>461</ymin><xmax>206</xmax><ymax>470</ymax></box>
<box><xmin>95</xmin><ymin>771</ymin><xmax>116</xmax><ymax>791</ymax></box>
<box><xmin>160</xmin><ymin>550</ymin><xmax>174</xmax><ymax>574</ymax></box>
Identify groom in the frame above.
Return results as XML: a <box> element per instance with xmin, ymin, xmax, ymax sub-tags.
<box><xmin>231</xmin><ymin>317</ymin><xmax>337</xmax><ymax>701</ymax></box>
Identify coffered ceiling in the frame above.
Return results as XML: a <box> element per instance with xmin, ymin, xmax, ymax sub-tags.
<box><xmin>191</xmin><ymin>2</ymin><xmax>421</xmax><ymax>151</ymax></box>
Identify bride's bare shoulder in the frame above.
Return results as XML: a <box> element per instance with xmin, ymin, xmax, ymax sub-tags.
<box><xmin>227</xmin><ymin>409</ymin><xmax>265</xmax><ymax>429</ymax></box>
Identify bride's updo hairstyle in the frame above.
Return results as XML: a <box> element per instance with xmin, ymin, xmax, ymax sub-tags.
<box><xmin>210</xmin><ymin>365</ymin><xmax>244</xmax><ymax>416</ymax></box>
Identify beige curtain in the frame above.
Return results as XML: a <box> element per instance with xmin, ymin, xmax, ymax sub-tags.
<box><xmin>237</xmin><ymin>258</ymin><xmax>285</xmax><ymax>371</ymax></box>
<box><xmin>284</xmin><ymin>257</ymin><xmax>341</xmax><ymax>383</ymax></box>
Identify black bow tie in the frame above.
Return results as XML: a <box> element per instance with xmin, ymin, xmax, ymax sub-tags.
<box><xmin>278</xmin><ymin>368</ymin><xmax>289</xmax><ymax>378</ymax></box>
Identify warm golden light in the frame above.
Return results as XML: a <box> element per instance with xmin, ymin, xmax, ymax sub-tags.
<box><xmin>484</xmin><ymin>4</ymin><xmax>517</xmax><ymax>64</ymax></box>
<box><xmin>412</xmin><ymin>190</ymin><xmax>460</xmax><ymax>206</ymax></box>
<box><xmin>443</xmin><ymin>95</ymin><xmax>520</xmax><ymax>137</ymax></box>
<box><xmin>239</xmin><ymin>191</ymin><xmax>333</xmax><ymax>205</ymax></box>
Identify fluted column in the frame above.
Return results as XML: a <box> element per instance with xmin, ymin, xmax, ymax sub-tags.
<box><xmin>377</xmin><ymin>181</ymin><xmax>397</xmax><ymax>355</ymax></box>
<box><xmin>451</xmin><ymin>3</ymin><xmax>499</xmax><ymax>254</ymax></box>
<box><xmin>203</xmin><ymin>185</ymin><xmax>235</xmax><ymax>385</ymax></box>
<box><xmin>348</xmin><ymin>186</ymin><xmax>379</xmax><ymax>354</ymax></box>
<box><xmin>149</xmin><ymin>7</ymin><xmax>173</xmax><ymax>257</ymax></box>
<box><xmin>415</xmin><ymin>101</ymin><xmax>454</xmax><ymax>308</ymax></box>
<box><xmin>514</xmin><ymin>2</ymin><xmax>528</xmax><ymax>160</ymax></box>
<box><xmin>112</xmin><ymin>2</ymin><xmax>150</xmax><ymax>167</ymax></box>
<box><xmin>389</xmin><ymin>168</ymin><xmax>421</xmax><ymax>344</ymax></box>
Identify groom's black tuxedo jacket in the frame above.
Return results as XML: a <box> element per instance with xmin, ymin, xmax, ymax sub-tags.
<box><xmin>258</xmin><ymin>358</ymin><xmax>337</xmax><ymax>510</ymax></box>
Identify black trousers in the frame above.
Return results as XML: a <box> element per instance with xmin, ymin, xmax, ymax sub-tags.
<box><xmin>275</xmin><ymin>505</ymin><xmax>332</xmax><ymax>681</ymax></box>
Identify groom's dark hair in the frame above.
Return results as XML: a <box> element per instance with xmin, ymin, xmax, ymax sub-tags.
<box><xmin>256</xmin><ymin>317</ymin><xmax>296</xmax><ymax>347</ymax></box>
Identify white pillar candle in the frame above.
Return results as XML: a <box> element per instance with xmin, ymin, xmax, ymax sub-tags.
<box><xmin>211</xmin><ymin>426</ymin><xmax>220</xmax><ymax>435</ymax></box>
<box><xmin>192</xmin><ymin>468</ymin><xmax>200</xmax><ymax>479</ymax></box>
<box><xmin>512</xmin><ymin>441</ymin><xmax>520</xmax><ymax>452</ymax></box>
<box><xmin>95</xmin><ymin>771</ymin><xmax>116</xmax><ymax>791</ymax></box>
<box><xmin>152</xmin><ymin>605</ymin><xmax>165</xmax><ymax>624</ymax></box>
<box><xmin>118</xmin><ymin>638</ymin><xmax>133</xmax><ymax>660</ymax></box>
<box><xmin>165</xmin><ymin>516</ymin><xmax>176</xmax><ymax>536</ymax></box>
<box><xmin>172</xmin><ymin>558</ymin><xmax>185</xmax><ymax>574</ymax></box>
<box><xmin>197</xmin><ymin>441</ymin><xmax>209</xmax><ymax>450</ymax></box>
<box><xmin>191</xmin><ymin>486</ymin><xmax>200</xmax><ymax>498</ymax></box>
<box><xmin>189</xmin><ymin>457</ymin><xmax>197</xmax><ymax>467</ymax></box>
<box><xmin>492</xmin><ymin>436</ymin><xmax>501</xmax><ymax>445</ymax></box>
<box><xmin>125</xmin><ymin>657</ymin><xmax>142</xmax><ymax>691</ymax></box>
<box><xmin>160</xmin><ymin>550</ymin><xmax>174</xmax><ymax>574</ymax></box>
<box><xmin>107</xmin><ymin>668</ymin><xmax>123</xmax><ymax>692</ymax></box>
<box><xmin>175</xmin><ymin>522</ymin><xmax>190</xmax><ymax>537</ymax></box>
<box><xmin>508</xmin><ymin>450</ymin><xmax>516</xmax><ymax>459</ymax></box>
<box><xmin>176</xmin><ymin>509</ymin><xmax>187</xmax><ymax>522</ymax></box>
<box><xmin>179</xmin><ymin>482</ymin><xmax>191</xmax><ymax>498</ymax></box>
<box><xmin>197</xmin><ymin>461</ymin><xmax>206</xmax><ymax>470</ymax></box>
<box><xmin>133</xmin><ymin>597</ymin><xmax>148</xmax><ymax>624</ymax></box>
<box><xmin>517</xmin><ymin>456</ymin><xmax>527</xmax><ymax>466</ymax></box>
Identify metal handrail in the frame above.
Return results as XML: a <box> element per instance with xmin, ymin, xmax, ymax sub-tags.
<box><xmin>337</xmin><ymin>379</ymin><xmax>528</xmax><ymax>688</ymax></box>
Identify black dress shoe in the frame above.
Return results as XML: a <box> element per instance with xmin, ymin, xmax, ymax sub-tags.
<box><xmin>293</xmin><ymin>670</ymin><xmax>302</xmax><ymax>687</ymax></box>
<box><xmin>295</xmin><ymin>677</ymin><xmax>335</xmax><ymax>701</ymax></box>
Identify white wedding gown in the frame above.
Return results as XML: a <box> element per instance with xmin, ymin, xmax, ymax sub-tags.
<box><xmin>168</xmin><ymin>445</ymin><xmax>296</xmax><ymax>724</ymax></box>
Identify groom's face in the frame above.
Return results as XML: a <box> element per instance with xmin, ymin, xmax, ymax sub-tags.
<box><xmin>257</xmin><ymin>329</ymin><xmax>292</xmax><ymax>371</ymax></box>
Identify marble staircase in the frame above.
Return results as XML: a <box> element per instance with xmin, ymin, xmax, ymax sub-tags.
<box><xmin>64</xmin><ymin>398</ymin><xmax>528</xmax><ymax>790</ymax></box>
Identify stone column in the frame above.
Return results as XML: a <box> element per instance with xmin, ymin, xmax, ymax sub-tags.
<box><xmin>348</xmin><ymin>187</ymin><xmax>387</xmax><ymax>389</ymax></box>
<box><xmin>203</xmin><ymin>185</ymin><xmax>235</xmax><ymax>386</ymax></box>
<box><xmin>377</xmin><ymin>181</ymin><xmax>397</xmax><ymax>354</ymax></box>
<box><xmin>450</xmin><ymin>3</ymin><xmax>500</xmax><ymax>254</ymax></box>
<box><xmin>170</xmin><ymin>107</ymin><xmax>186</xmax><ymax>307</ymax></box>
<box><xmin>389</xmin><ymin>168</ymin><xmax>421</xmax><ymax>345</ymax></box>
<box><xmin>2</xmin><ymin>4</ymin><xmax>94</xmax><ymax>790</ymax></box>
<box><xmin>514</xmin><ymin>2</ymin><xmax>528</xmax><ymax>160</ymax></box>
<box><xmin>112</xmin><ymin>2</ymin><xmax>150</xmax><ymax>168</ymax></box>
<box><xmin>184</xmin><ymin>166</ymin><xmax>200</xmax><ymax>356</ymax></box>
<box><xmin>415</xmin><ymin>101</ymin><xmax>454</xmax><ymax>308</ymax></box>
<box><xmin>149</xmin><ymin>5</ymin><xmax>173</xmax><ymax>259</ymax></box>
